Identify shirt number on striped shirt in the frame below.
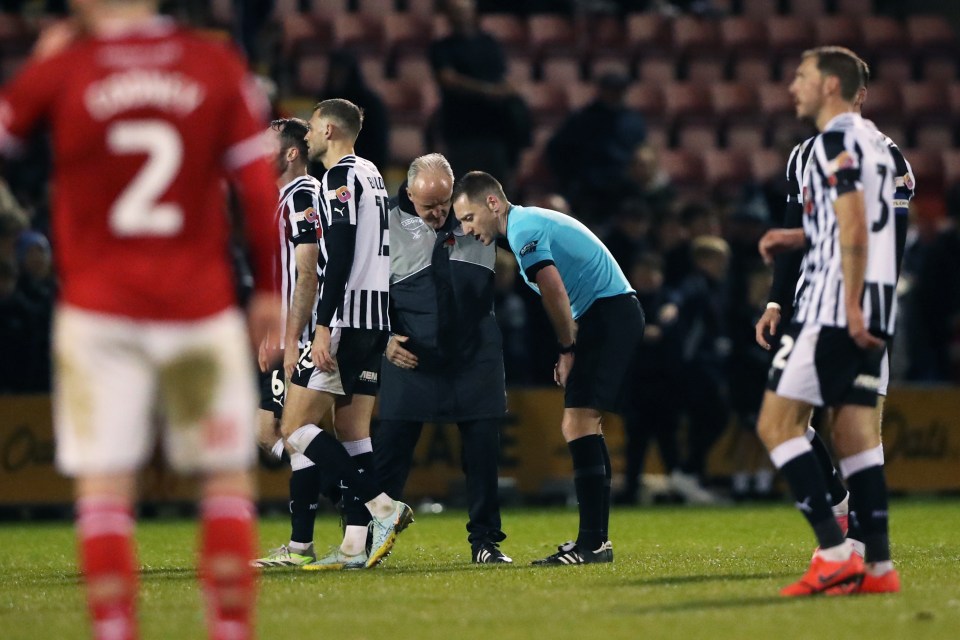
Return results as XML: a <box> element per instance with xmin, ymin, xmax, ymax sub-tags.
<box><xmin>375</xmin><ymin>194</ymin><xmax>389</xmax><ymax>257</ymax></box>
<box><xmin>107</xmin><ymin>120</ymin><xmax>184</xmax><ymax>237</ymax></box>
<box><xmin>871</xmin><ymin>164</ymin><xmax>890</xmax><ymax>233</ymax></box>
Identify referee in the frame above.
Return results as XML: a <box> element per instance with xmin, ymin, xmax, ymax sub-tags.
<box><xmin>375</xmin><ymin>154</ymin><xmax>511</xmax><ymax>563</ymax></box>
<box><xmin>454</xmin><ymin>171</ymin><xmax>645</xmax><ymax>565</ymax></box>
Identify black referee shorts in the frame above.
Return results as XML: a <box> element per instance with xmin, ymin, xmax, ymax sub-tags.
<box><xmin>565</xmin><ymin>294</ymin><xmax>645</xmax><ymax>413</ymax></box>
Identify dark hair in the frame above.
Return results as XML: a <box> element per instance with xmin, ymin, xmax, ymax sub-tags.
<box><xmin>314</xmin><ymin>98</ymin><xmax>364</xmax><ymax>139</ymax></box>
<box><xmin>802</xmin><ymin>46</ymin><xmax>868</xmax><ymax>101</ymax></box>
<box><xmin>271</xmin><ymin>117</ymin><xmax>309</xmax><ymax>160</ymax></box>
<box><xmin>453</xmin><ymin>171</ymin><xmax>507</xmax><ymax>204</ymax></box>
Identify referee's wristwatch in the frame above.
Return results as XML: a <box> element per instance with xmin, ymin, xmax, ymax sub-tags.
<box><xmin>558</xmin><ymin>342</ymin><xmax>576</xmax><ymax>355</ymax></box>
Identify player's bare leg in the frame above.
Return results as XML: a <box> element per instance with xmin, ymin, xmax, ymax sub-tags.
<box><xmin>75</xmin><ymin>473</ymin><xmax>139</xmax><ymax>640</ymax></box>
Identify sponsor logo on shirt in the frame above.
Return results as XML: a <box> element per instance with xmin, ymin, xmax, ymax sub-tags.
<box><xmin>519</xmin><ymin>240</ymin><xmax>539</xmax><ymax>256</ymax></box>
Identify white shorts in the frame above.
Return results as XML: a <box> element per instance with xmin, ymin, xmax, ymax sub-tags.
<box><xmin>53</xmin><ymin>305</ymin><xmax>258</xmax><ymax>476</ymax></box>
<box><xmin>291</xmin><ymin>327</ymin><xmax>385</xmax><ymax>397</ymax></box>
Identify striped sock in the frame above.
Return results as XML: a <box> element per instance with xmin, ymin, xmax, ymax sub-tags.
<box><xmin>200</xmin><ymin>495</ymin><xmax>257</xmax><ymax>640</ymax></box>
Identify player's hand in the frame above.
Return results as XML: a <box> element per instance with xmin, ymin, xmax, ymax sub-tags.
<box><xmin>554</xmin><ymin>353</ymin><xmax>574</xmax><ymax>388</ymax></box>
<box><xmin>248</xmin><ymin>292</ymin><xmax>282</xmax><ymax>356</ymax></box>
<box><xmin>386</xmin><ymin>335</ymin><xmax>419</xmax><ymax>370</ymax></box>
<box><xmin>312</xmin><ymin>325</ymin><xmax>337</xmax><ymax>373</ymax></box>
<box><xmin>283</xmin><ymin>340</ymin><xmax>299</xmax><ymax>381</ymax></box>
<box><xmin>755</xmin><ymin>307</ymin><xmax>781</xmax><ymax>350</ymax></box>
<box><xmin>758</xmin><ymin>228</ymin><xmax>805</xmax><ymax>265</ymax></box>
<box><xmin>847</xmin><ymin>308</ymin><xmax>885</xmax><ymax>350</ymax></box>
<box><xmin>32</xmin><ymin>19</ymin><xmax>81</xmax><ymax>60</ymax></box>
<box><xmin>258</xmin><ymin>338</ymin><xmax>271</xmax><ymax>373</ymax></box>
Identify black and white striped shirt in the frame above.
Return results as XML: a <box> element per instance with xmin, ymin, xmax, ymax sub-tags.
<box><xmin>276</xmin><ymin>174</ymin><xmax>321</xmax><ymax>348</ymax></box>
<box><xmin>793</xmin><ymin>112</ymin><xmax>899</xmax><ymax>336</ymax></box>
<box><xmin>318</xmin><ymin>154</ymin><xmax>391</xmax><ymax>331</ymax></box>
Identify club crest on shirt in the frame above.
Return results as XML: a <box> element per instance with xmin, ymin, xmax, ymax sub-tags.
<box><xmin>519</xmin><ymin>240</ymin><xmax>539</xmax><ymax>256</ymax></box>
<box><xmin>336</xmin><ymin>186</ymin><xmax>352</xmax><ymax>203</ymax></box>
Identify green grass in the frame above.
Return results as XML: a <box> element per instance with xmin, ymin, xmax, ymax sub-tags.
<box><xmin>1</xmin><ymin>499</ymin><xmax>959</xmax><ymax>639</ymax></box>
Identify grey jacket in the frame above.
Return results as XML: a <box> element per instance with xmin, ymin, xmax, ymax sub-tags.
<box><xmin>378</xmin><ymin>184</ymin><xmax>506</xmax><ymax>422</ymax></box>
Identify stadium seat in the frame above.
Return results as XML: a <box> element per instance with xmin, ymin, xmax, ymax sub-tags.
<box><xmin>658</xmin><ymin>149</ymin><xmax>704</xmax><ymax>186</ymax></box>
<box><xmin>645</xmin><ymin>124</ymin><xmax>669</xmax><ymax>151</ymax></box>
<box><xmin>478</xmin><ymin>14</ymin><xmax>529</xmax><ymax>56</ymax></box>
<box><xmin>582</xmin><ymin>14</ymin><xmax>626</xmax><ymax>57</ymax></box>
<box><xmin>356</xmin><ymin>0</ymin><xmax>397</xmax><ymax>15</ymax></box>
<box><xmin>901</xmin><ymin>82</ymin><xmax>950</xmax><ymax>120</ymax></box>
<box><xmin>685</xmin><ymin>55</ymin><xmax>728</xmax><ymax>83</ymax></box>
<box><xmin>775</xmin><ymin>55</ymin><xmax>802</xmax><ymax>82</ymax></box>
<box><xmin>281</xmin><ymin>14</ymin><xmax>326</xmax><ymax>57</ymax></box>
<box><xmin>663</xmin><ymin>83</ymin><xmax>712</xmax><ymax>121</ymax></box>
<box><xmin>711</xmin><ymin>83</ymin><xmax>758</xmax><ymax>120</ymax></box>
<box><xmin>814</xmin><ymin>16</ymin><xmax>862</xmax><ymax>51</ymax></box>
<box><xmin>272</xmin><ymin>0</ymin><xmax>301</xmax><ymax>20</ymax></box>
<box><xmin>565</xmin><ymin>81</ymin><xmax>596</xmax><ymax>110</ymax></box>
<box><xmin>860</xmin><ymin>82</ymin><xmax>902</xmax><ymax>122</ymax></box>
<box><xmin>730</xmin><ymin>54</ymin><xmax>775</xmax><ymax>86</ymax></box>
<box><xmin>907</xmin><ymin>15</ymin><xmax>956</xmax><ymax>54</ymax></box>
<box><xmin>394</xmin><ymin>55</ymin><xmax>433</xmax><ymax>83</ymax></box>
<box><xmin>726</xmin><ymin>123</ymin><xmax>766</xmax><ymax>151</ymax></box>
<box><xmin>587</xmin><ymin>55</ymin><xmax>633</xmax><ymax>82</ymax></box>
<box><xmin>740</xmin><ymin>0</ymin><xmax>783</xmax><ymax>18</ymax></box>
<box><xmin>901</xmin><ymin>149</ymin><xmax>944</xmax><ymax>192</ymax></box>
<box><xmin>210</xmin><ymin>0</ymin><xmax>233</xmax><ymax>26</ymax></box>
<box><xmin>750</xmin><ymin>149</ymin><xmax>786</xmax><ymax>183</ymax></box>
<box><xmin>431</xmin><ymin>14</ymin><xmax>451</xmax><ymax>40</ymax></box>
<box><xmin>384</xmin><ymin>14</ymin><xmax>433</xmax><ymax>59</ymax></box>
<box><xmin>871</xmin><ymin>56</ymin><xmax>914</xmax><ymax>84</ymax></box>
<box><xmin>941</xmin><ymin>149</ymin><xmax>960</xmax><ymax>188</ymax></box>
<box><xmin>624</xmin><ymin>83</ymin><xmax>666</xmax><ymax>125</ymax></box>
<box><xmin>860</xmin><ymin>17</ymin><xmax>905</xmax><ymax>57</ymax></box>
<box><xmin>359</xmin><ymin>55</ymin><xmax>386</xmax><ymax>86</ymax></box>
<box><xmin>626</xmin><ymin>13</ymin><xmax>672</xmax><ymax>55</ymax></box>
<box><xmin>528</xmin><ymin>15</ymin><xmax>577</xmax><ymax>58</ymax></box>
<box><xmin>389</xmin><ymin>125</ymin><xmax>426</xmax><ymax>165</ymax></box>
<box><xmin>787</xmin><ymin>0</ymin><xmax>827</xmax><ymax>18</ymax></box>
<box><xmin>379</xmin><ymin>79</ymin><xmax>429</xmax><ymax>125</ymax></box>
<box><xmin>296</xmin><ymin>54</ymin><xmax>328</xmax><ymax>95</ymax></box>
<box><xmin>919</xmin><ymin>56</ymin><xmax>958</xmax><ymax>83</ymax></box>
<box><xmin>675</xmin><ymin>123</ymin><xmax>720</xmax><ymax>150</ymax></box>
<box><xmin>950</xmin><ymin>84</ymin><xmax>960</xmax><ymax>117</ymax></box>
<box><xmin>766</xmin><ymin>17</ymin><xmax>814</xmax><ymax>56</ymax></box>
<box><xmin>506</xmin><ymin>56</ymin><xmax>535</xmax><ymax>85</ymax></box>
<box><xmin>914</xmin><ymin>123</ymin><xmax>955</xmax><ymax>151</ymax></box>
<box><xmin>757</xmin><ymin>82</ymin><xmax>793</xmax><ymax>119</ymax></box>
<box><xmin>308</xmin><ymin>0</ymin><xmax>349</xmax><ymax>20</ymax></box>
<box><xmin>720</xmin><ymin>17</ymin><xmax>767</xmax><ymax>56</ymax></box>
<box><xmin>515</xmin><ymin>81</ymin><xmax>570</xmax><ymax>127</ymax></box>
<box><xmin>540</xmin><ymin>55</ymin><xmax>584</xmax><ymax>84</ymax></box>
<box><xmin>331</xmin><ymin>13</ymin><xmax>385</xmax><ymax>55</ymax></box>
<box><xmin>703</xmin><ymin>149</ymin><xmax>751</xmax><ymax>187</ymax></box>
<box><xmin>636</xmin><ymin>53</ymin><xmax>678</xmax><ymax>83</ymax></box>
<box><xmin>835</xmin><ymin>0</ymin><xmax>873</xmax><ymax>17</ymax></box>
<box><xmin>405</xmin><ymin>0</ymin><xmax>436</xmax><ymax>17</ymax></box>
<box><xmin>673</xmin><ymin>16</ymin><xmax>721</xmax><ymax>56</ymax></box>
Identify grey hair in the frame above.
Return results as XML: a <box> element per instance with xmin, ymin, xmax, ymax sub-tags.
<box><xmin>407</xmin><ymin>153</ymin><xmax>454</xmax><ymax>186</ymax></box>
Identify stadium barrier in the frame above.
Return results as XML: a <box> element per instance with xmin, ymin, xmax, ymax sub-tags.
<box><xmin>1</xmin><ymin>387</ymin><xmax>958</xmax><ymax>506</ymax></box>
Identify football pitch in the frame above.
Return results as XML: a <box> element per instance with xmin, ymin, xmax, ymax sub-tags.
<box><xmin>1</xmin><ymin>498</ymin><xmax>958</xmax><ymax>640</ymax></box>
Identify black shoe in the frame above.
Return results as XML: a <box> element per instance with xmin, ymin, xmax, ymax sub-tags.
<box><xmin>472</xmin><ymin>542</ymin><xmax>513</xmax><ymax>564</ymax></box>
<box><xmin>531</xmin><ymin>541</ymin><xmax>613</xmax><ymax>566</ymax></box>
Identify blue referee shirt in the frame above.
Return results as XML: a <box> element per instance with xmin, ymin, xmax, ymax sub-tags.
<box><xmin>506</xmin><ymin>205</ymin><xmax>633</xmax><ymax>320</ymax></box>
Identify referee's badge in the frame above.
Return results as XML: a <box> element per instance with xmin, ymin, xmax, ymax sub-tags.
<box><xmin>519</xmin><ymin>240</ymin><xmax>539</xmax><ymax>256</ymax></box>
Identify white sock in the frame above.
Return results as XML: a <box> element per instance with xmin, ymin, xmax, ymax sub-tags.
<box><xmin>365</xmin><ymin>493</ymin><xmax>396</xmax><ymax>520</ymax></box>
<box><xmin>831</xmin><ymin>492</ymin><xmax>850</xmax><ymax>518</ymax></box>
<box><xmin>286</xmin><ymin>424</ymin><xmax>322</xmax><ymax>454</ymax></box>
<box><xmin>288</xmin><ymin>540</ymin><xmax>312</xmax><ymax>552</ymax></box>
<box><xmin>754</xmin><ymin>469</ymin><xmax>774</xmax><ymax>493</ymax></box>
<box><xmin>732</xmin><ymin>472</ymin><xmax>750</xmax><ymax>494</ymax></box>
<box><xmin>341</xmin><ymin>525</ymin><xmax>368</xmax><ymax>555</ymax></box>
<box><xmin>866</xmin><ymin>560</ymin><xmax>894</xmax><ymax>577</ymax></box>
<box><xmin>818</xmin><ymin>540</ymin><xmax>853</xmax><ymax>562</ymax></box>
<box><xmin>342</xmin><ymin>437</ymin><xmax>372</xmax><ymax>456</ymax></box>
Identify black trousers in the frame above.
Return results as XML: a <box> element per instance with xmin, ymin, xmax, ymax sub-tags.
<box><xmin>374</xmin><ymin>418</ymin><xmax>506</xmax><ymax>548</ymax></box>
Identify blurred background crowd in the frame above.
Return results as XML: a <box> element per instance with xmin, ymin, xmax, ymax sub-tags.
<box><xmin>1</xmin><ymin>0</ymin><xmax>959</xmax><ymax>503</ymax></box>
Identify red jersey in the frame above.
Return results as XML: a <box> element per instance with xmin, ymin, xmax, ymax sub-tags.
<box><xmin>0</xmin><ymin>18</ymin><xmax>278</xmax><ymax>320</ymax></box>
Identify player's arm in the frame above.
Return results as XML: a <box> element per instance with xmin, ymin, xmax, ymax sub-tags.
<box><xmin>532</xmin><ymin>263</ymin><xmax>577</xmax><ymax>387</ymax></box>
<box><xmin>284</xmin><ymin>244</ymin><xmax>320</xmax><ymax>379</ymax></box>
<box><xmin>891</xmin><ymin>148</ymin><xmax>914</xmax><ymax>277</ymax></box>
<box><xmin>313</xmin><ymin>167</ymin><xmax>359</xmax><ymax>372</ymax></box>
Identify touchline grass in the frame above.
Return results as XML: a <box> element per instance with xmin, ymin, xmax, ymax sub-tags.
<box><xmin>1</xmin><ymin>498</ymin><xmax>958</xmax><ymax>640</ymax></box>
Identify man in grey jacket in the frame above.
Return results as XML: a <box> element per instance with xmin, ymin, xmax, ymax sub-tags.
<box><xmin>375</xmin><ymin>153</ymin><xmax>511</xmax><ymax>563</ymax></box>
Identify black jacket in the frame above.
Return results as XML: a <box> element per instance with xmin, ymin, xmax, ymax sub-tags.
<box><xmin>378</xmin><ymin>184</ymin><xmax>505</xmax><ymax>422</ymax></box>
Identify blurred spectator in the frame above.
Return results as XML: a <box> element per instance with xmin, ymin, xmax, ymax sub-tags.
<box><xmin>493</xmin><ymin>251</ymin><xmax>530</xmax><ymax>384</ymax></box>
<box><xmin>231</xmin><ymin>0</ymin><xmax>275</xmax><ymax>67</ymax></box>
<box><xmin>601</xmin><ymin>197</ymin><xmax>653</xmax><ymax>273</ymax></box>
<box><xmin>318</xmin><ymin>50</ymin><xmax>390</xmax><ymax>173</ymax></box>
<box><xmin>0</xmin><ymin>203</ymin><xmax>28</xmax><ymax>262</ymax></box>
<box><xmin>545</xmin><ymin>72</ymin><xmax>646</xmax><ymax>225</ymax></box>
<box><xmin>616</xmin><ymin>252</ymin><xmax>681</xmax><ymax>504</ymax></box>
<box><xmin>628</xmin><ymin>143</ymin><xmax>676</xmax><ymax>219</ymax></box>
<box><xmin>16</xmin><ymin>230</ymin><xmax>55</xmax><ymax>390</ymax></box>
<box><xmin>661</xmin><ymin>201</ymin><xmax>721</xmax><ymax>288</ymax></box>
<box><xmin>908</xmin><ymin>192</ymin><xmax>960</xmax><ymax>381</ymax></box>
<box><xmin>0</xmin><ymin>257</ymin><xmax>39</xmax><ymax>392</ymax></box>
<box><xmin>429</xmin><ymin>0</ymin><xmax>530</xmax><ymax>187</ymax></box>
<box><xmin>727</xmin><ymin>260</ymin><xmax>775</xmax><ymax>500</ymax></box>
<box><xmin>670</xmin><ymin>235</ymin><xmax>731</xmax><ymax>503</ymax></box>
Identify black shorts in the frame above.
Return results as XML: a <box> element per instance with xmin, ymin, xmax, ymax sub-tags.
<box><xmin>766</xmin><ymin>323</ymin><xmax>885</xmax><ymax>407</ymax></box>
<box><xmin>258</xmin><ymin>363</ymin><xmax>285</xmax><ymax>418</ymax></box>
<box><xmin>291</xmin><ymin>328</ymin><xmax>388</xmax><ymax>397</ymax></box>
<box><xmin>565</xmin><ymin>294</ymin><xmax>645</xmax><ymax>413</ymax></box>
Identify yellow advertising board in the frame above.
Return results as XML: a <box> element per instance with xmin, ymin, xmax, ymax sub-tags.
<box><xmin>1</xmin><ymin>387</ymin><xmax>958</xmax><ymax>506</ymax></box>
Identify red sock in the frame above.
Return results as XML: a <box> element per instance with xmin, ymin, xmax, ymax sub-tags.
<box><xmin>76</xmin><ymin>496</ymin><xmax>138</xmax><ymax>640</ymax></box>
<box><xmin>200</xmin><ymin>495</ymin><xmax>257</xmax><ymax>640</ymax></box>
